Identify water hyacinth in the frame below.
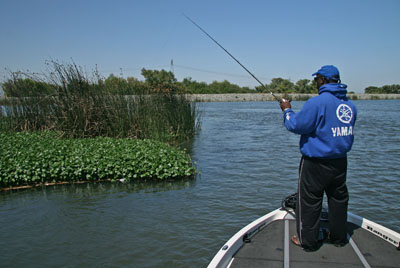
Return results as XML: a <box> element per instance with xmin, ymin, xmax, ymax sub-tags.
<box><xmin>0</xmin><ymin>132</ymin><xmax>196</xmax><ymax>189</ymax></box>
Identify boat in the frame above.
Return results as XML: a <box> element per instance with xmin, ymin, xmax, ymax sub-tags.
<box><xmin>208</xmin><ymin>195</ymin><xmax>400</xmax><ymax>268</ymax></box>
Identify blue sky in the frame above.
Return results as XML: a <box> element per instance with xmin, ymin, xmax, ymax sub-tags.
<box><xmin>1</xmin><ymin>0</ymin><xmax>399</xmax><ymax>93</ymax></box>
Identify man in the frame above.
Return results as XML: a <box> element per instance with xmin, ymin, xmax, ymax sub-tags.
<box><xmin>280</xmin><ymin>65</ymin><xmax>357</xmax><ymax>251</ymax></box>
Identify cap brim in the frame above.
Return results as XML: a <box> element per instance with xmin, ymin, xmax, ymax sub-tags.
<box><xmin>312</xmin><ymin>72</ymin><xmax>319</xmax><ymax>76</ymax></box>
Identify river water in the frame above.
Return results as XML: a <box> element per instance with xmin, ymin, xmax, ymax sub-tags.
<box><xmin>1</xmin><ymin>100</ymin><xmax>399</xmax><ymax>267</ymax></box>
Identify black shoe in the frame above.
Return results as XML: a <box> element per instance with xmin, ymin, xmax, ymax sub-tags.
<box><xmin>333</xmin><ymin>241</ymin><xmax>347</xmax><ymax>247</ymax></box>
<box><xmin>326</xmin><ymin>232</ymin><xmax>347</xmax><ymax>247</ymax></box>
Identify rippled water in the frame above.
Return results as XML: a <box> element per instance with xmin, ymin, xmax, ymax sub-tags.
<box><xmin>1</xmin><ymin>100</ymin><xmax>399</xmax><ymax>267</ymax></box>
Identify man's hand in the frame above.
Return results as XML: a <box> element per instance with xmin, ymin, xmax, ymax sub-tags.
<box><xmin>280</xmin><ymin>99</ymin><xmax>292</xmax><ymax>112</ymax></box>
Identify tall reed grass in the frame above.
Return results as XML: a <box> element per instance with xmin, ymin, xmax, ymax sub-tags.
<box><xmin>0</xmin><ymin>61</ymin><xmax>200</xmax><ymax>143</ymax></box>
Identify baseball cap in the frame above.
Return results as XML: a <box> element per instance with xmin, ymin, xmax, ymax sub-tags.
<box><xmin>312</xmin><ymin>65</ymin><xmax>340</xmax><ymax>80</ymax></box>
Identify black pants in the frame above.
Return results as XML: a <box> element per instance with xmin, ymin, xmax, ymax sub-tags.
<box><xmin>296</xmin><ymin>155</ymin><xmax>349</xmax><ymax>250</ymax></box>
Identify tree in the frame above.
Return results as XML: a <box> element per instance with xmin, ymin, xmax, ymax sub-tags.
<box><xmin>209</xmin><ymin>80</ymin><xmax>241</xmax><ymax>93</ymax></box>
<box><xmin>364</xmin><ymin>86</ymin><xmax>380</xmax><ymax>94</ymax></box>
<box><xmin>295</xmin><ymin>79</ymin><xmax>317</xmax><ymax>93</ymax></box>
<box><xmin>181</xmin><ymin>77</ymin><xmax>208</xmax><ymax>93</ymax></box>
<box><xmin>382</xmin><ymin>84</ymin><xmax>400</xmax><ymax>94</ymax></box>
<box><xmin>364</xmin><ymin>85</ymin><xmax>400</xmax><ymax>94</ymax></box>
<box><xmin>104</xmin><ymin>74</ymin><xmax>128</xmax><ymax>94</ymax></box>
<box><xmin>255</xmin><ymin>84</ymin><xmax>268</xmax><ymax>92</ymax></box>
<box><xmin>2</xmin><ymin>77</ymin><xmax>56</xmax><ymax>97</ymax></box>
<box><xmin>141</xmin><ymin>68</ymin><xmax>179</xmax><ymax>94</ymax></box>
<box><xmin>141</xmin><ymin>69</ymin><xmax>176</xmax><ymax>86</ymax></box>
<box><xmin>268</xmin><ymin>78</ymin><xmax>295</xmax><ymax>93</ymax></box>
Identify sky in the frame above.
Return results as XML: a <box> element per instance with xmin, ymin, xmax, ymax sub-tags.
<box><xmin>1</xmin><ymin>0</ymin><xmax>399</xmax><ymax>93</ymax></box>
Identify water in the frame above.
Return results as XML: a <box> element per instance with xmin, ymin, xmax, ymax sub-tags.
<box><xmin>1</xmin><ymin>100</ymin><xmax>399</xmax><ymax>267</ymax></box>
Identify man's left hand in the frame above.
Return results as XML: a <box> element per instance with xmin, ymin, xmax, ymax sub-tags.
<box><xmin>280</xmin><ymin>99</ymin><xmax>292</xmax><ymax>111</ymax></box>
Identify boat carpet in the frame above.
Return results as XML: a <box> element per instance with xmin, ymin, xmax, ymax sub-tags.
<box><xmin>230</xmin><ymin>219</ymin><xmax>400</xmax><ymax>268</ymax></box>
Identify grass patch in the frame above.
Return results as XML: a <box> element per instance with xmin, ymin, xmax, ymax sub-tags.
<box><xmin>0</xmin><ymin>132</ymin><xmax>196</xmax><ymax>189</ymax></box>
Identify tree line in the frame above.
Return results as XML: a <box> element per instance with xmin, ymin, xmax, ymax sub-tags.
<box><xmin>364</xmin><ymin>84</ymin><xmax>400</xmax><ymax>94</ymax></box>
<box><xmin>2</xmin><ymin>67</ymin><xmax>398</xmax><ymax>97</ymax></box>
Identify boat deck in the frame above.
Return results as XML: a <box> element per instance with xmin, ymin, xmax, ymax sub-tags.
<box><xmin>230</xmin><ymin>219</ymin><xmax>400</xmax><ymax>268</ymax></box>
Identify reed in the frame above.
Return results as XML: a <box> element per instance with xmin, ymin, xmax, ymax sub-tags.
<box><xmin>0</xmin><ymin>61</ymin><xmax>200</xmax><ymax>143</ymax></box>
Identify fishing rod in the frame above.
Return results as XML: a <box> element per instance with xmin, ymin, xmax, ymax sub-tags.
<box><xmin>183</xmin><ymin>13</ymin><xmax>281</xmax><ymax>102</ymax></box>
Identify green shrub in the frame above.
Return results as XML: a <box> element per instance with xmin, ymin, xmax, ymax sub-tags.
<box><xmin>349</xmin><ymin>95</ymin><xmax>358</xmax><ymax>100</ymax></box>
<box><xmin>0</xmin><ymin>132</ymin><xmax>196</xmax><ymax>189</ymax></box>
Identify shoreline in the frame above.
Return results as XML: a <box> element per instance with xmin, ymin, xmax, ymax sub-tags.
<box><xmin>186</xmin><ymin>93</ymin><xmax>400</xmax><ymax>102</ymax></box>
<box><xmin>1</xmin><ymin>93</ymin><xmax>399</xmax><ymax>105</ymax></box>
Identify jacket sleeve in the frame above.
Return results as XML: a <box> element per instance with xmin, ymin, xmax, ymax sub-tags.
<box><xmin>283</xmin><ymin>99</ymin><xmax>319</xmax><ymax>135</ymax></box>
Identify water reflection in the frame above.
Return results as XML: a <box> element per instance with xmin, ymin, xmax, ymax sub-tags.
<box><xmin>1</xmin><ymin>179</ymin><xmax>196</xmax><ymax>201</ymax></box>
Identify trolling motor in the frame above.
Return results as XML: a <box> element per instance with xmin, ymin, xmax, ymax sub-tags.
<box><xmin>282</xmin><ymin>193</ymin><xmax>297</xmax><ymax>211</ymax></box>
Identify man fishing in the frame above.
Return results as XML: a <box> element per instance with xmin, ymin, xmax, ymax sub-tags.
<box><xmin>280</xmin><ymin>65</ymin><xmax>357</xmax><ymax>251</ymax></box>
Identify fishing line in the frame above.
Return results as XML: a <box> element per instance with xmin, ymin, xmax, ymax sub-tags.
<box><xmin>183</xmin><ymin>13</ymin><xmax>281</xmax><ymax>102</ymax></box>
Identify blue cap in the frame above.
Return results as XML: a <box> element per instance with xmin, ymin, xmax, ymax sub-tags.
<box><xmin>312</xmin><ymin>65</ymin><xmax>340</xmax><ymax>80</ymax></box>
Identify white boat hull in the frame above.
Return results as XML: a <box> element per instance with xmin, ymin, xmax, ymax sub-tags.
<box><xmin>208</xmin><ymin>208</ymin><xmax>400</xmax><ymax>268</ymax></box>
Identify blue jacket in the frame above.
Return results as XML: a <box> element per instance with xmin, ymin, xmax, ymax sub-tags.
<box><xmin>283</xmin><ymin>83</ymin><xmax>357</xmax><ymax>159</ymax></box>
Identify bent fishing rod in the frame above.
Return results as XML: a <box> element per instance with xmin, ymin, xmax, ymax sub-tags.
<box><xmin>183</xmin><ymin>14</ymin><xmax>281</xmax><ymax>102</ymax></box>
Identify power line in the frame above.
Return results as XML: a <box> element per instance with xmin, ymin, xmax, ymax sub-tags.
<box><xmin>174</xmin><ymin>64</ymin><xmax>270</xmax><ymax>81</ymax></box>
<box><xmin>100</xmin><ymin>65</ymin><xmax>170</xmax><ymax>74</ymax></box>
<box><xmin>0</xmin><ymin>64</ymin><xmax>271</xmax><ymax>86</ymax></box>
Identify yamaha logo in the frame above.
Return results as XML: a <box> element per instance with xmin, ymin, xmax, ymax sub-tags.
<box><xmin>336</xmin><ymin>104</ymin><xmax>353</xmax><ymax>124</ymax></box>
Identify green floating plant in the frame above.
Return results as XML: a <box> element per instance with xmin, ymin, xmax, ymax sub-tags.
<box><xmin>0</xmin><ymin>132</ymin><xmax>196</xmax><ymax>189</ymax></box>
